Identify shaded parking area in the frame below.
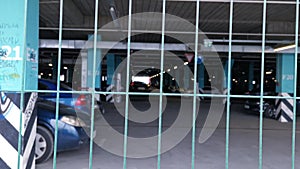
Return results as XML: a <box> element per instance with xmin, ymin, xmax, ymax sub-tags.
<box><xmin>36</xmin><ymin>97</ymin><xmax>300</xmax><ymax>169</ymax></box>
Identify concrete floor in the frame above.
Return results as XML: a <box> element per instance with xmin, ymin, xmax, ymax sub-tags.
<box><xmin>36</xmin><ymin>97</ymin><xmax>300</xmax><ymax>169</ymax></box>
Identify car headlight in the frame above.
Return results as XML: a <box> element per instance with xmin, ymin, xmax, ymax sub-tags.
<box><xmin>61</xmin><ymin>116</ymin><xmax>87</xmax><ymax>127</ymax></box>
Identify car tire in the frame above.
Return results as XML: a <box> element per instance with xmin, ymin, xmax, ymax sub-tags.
<box><xmin>36</xmin><ymin>126</ymin><xmax>53</xmax><ymax>164</ymax></box>
<box><xmin>264</xmin><ymin>104</ymin><xmax>275</xmax><ymax>118</ymax></box>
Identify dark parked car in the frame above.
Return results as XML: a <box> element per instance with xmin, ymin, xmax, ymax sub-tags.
<box><xmin>243</xmin><ymin>88</ymin><xmax>300</xmax><ymax>118</ymax></box>
<box><xmin>35</xmin><ymin>99</ymin><xmax>99</xmax><ymax>163</ymax></box>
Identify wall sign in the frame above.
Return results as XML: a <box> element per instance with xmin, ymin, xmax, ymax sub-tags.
<box><xmin>0</xmin><ymin>0</ymin><xmax>38</xmax><ymax>91</ymax></box>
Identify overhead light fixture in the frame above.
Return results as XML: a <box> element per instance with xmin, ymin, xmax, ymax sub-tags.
<box><xmin>184</xmin><ymin>62</ymin><xmax>188</xmax><ymax>65</ymax></box>
<box><xmin>265</xmin><ymin>71</ymin><xmax>272</xmax><ymax>75</ymax></box>
<box><xmin>60</xmin><ymin>75</ymin><xmax>65</xmax><ymax>81</ymax></box>
<box><xmin>174</xmin><ymin>66</ymin><xmax>178</xmax><ymax>69</ymax></box>
<box><xmin>167</xmin><ymin>69</ymin><xmax>171</xmax><ymax>72</ymax></box>
<box><xmin>274</xmin><ymin>44</ymin><xmax>296</xmax><ymax>52</ymax></box>
<box><xmin>48</xmin><ymin>63</ymin><xmax>53</xmax><ymax>67</ymax></box>
<box><xmin>110</xmin><ymin>6</ymin><xmax>115</xmax><ymax>12</ymax></box>
<box><xmin>109</xmin><ymin>6</ymin><xmax>117</xmax><ymax>20</ymax></box>
<box><xmin>204</xmin><ymin>39</ymin><xmax>213</xmax><ymax>48</ymax></box>
<box><xmin>40</xmin><ymin>72</ymin><xmax>44</xmax><ymax>75</ymax></box>
<box><xmin>64</xmin><ymin>66</ymin><xmax>68</xmax><ymax>70</ymax></box>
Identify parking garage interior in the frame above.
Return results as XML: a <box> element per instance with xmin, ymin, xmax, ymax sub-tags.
<box><xmin>2</xmin><ymin>0</ymin><xmax>300</xmax><ymax>169</ymax></box>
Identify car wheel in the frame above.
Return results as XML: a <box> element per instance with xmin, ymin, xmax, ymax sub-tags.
<box><xmin>36</xmin><ymin>126</ymin><xmax>53</xmax><ymax>164</ymax></box>
<box><xmin>264</xmin><ymin>104</ymin><xmax>275</xmax><ymax>118</ymax></box>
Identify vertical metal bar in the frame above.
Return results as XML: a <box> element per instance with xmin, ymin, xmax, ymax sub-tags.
<box><xmin>191</xmin><ymin>0</ymin><xmax>200</xmax><ymax>169</ymax></box>
<box><xmin>292</xmin><ymin>1</ymin><xmax>299</xmax><ymax>168</ymax></box>
<box><xmin>226</xmin><ymin>0</ymin><xmax>234</xmax><ymax>168</ymax></box>
<box><xmin>123</xmin><ymin>0</ymin><xmax>133</xmax><ymax>168</ymax></box>
<box><xmin>259</xmin><ymin>0</ymin><xmax>267</xmax><ymax>169</ymax></box>
<box><xmin>52</xmin><ymin>0</ymin><xmax>64</xmax><ymax>168</ymax></box>
<box><xmin>157</xmin><ymin>0</ymin><xmax>166</xmax><ymax>169</ymax></box>
<box><xmin>88</xmin><ymin>0</ymin><xmax>99</xmax><ymax>168</ymax></box>
<box><xmin>18</xmin><ymin>0</ymin><xmax>29</xmax><ymax>168</ymax></box>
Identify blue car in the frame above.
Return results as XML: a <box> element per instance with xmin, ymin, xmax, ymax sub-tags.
<box><xmin>38</xmin><ymin>79</ymin><xmax>104</xmax><ymax>114</ymax></box>
<box><xmin>36</xmin><ymin>79</ymin><xmax>103</xmax><ymax>163</ymax></box>
<box><xmin>36</xmin><ymin>99</ymin><xmax>97</xmax><ymax>163</ymax></box>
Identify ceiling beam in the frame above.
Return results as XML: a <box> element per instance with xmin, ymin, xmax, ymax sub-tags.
<box><xmin>39</xmin><ymin>39</ymin><xmax>300</xmax><ymax>54</ymax></box>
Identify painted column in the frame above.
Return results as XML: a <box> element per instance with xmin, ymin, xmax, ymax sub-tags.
<box><xmin>106</xmin><ymin>53</ymin><xmax>115</xmax><ymax>86</ymax></box>
<box><xmin>107</xmin><ymin>54</ymin><xmax>122</xmax><ymax>86</ymax></box>
<box><xmin>52</xmin><ymin>53</ymin><xmax>57</xmax><ymax>80</ymax></box>
<box><xmin>106</xmin><ymin>54</ymin><xmax>123</xmax><ymax>102</ymax></box>
<box><xmin>198</xmin><ymin>63</ymin><xmax>205</xmax><ymax>89</ymax></box>
<box><xmin>275</xmin><ymin>53</ymin><xmax>295</xmax><ymax>122</ymax></box>
<box><xmin>223</xmin><ymin>60</ymin><xmax>234</xmax><ymax>89</ymax></box>
<box><xmin>86</xmin><ymin>35</ymin><xmax>101</xmax><ymax>89</ymax></box>
<box><xmin>0</xmin><ymin>0</ymin><xmax>39</xmax><ymax>168</ymax></box>
<box><xmin>184</xmin><ymin>66</ymin><xmax>190</xmax><ymax>90</ymax></box>
<box><xmin>175</xmin><ymin>68</ymin><xmax>180</xmax><ymax>89</ymax></box>
<box><xmin>248</xmin><ymin>62</ymin><xmax>254</xmax><ymax>91</ymax></box>
<box><xmin>163</xmin><ymin>71</ymin><xmax>169</xmax><ymax>87</ymax></box>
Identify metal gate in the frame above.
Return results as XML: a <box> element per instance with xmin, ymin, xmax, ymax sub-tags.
<box><xmin>1</xmin><ymin>0</ymin><xmax>300</xmax><ymax>168</ymax></box>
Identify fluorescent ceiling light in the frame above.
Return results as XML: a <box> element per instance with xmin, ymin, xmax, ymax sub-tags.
<box><xmin>274</xmin><ymin>44</ymin><xmax>296</xmax><ymax>52</ymax></box>
<box><xmin>265</xmin><ymin>71</ymin><xmax>272</xmax><ymax>75</ymax></box>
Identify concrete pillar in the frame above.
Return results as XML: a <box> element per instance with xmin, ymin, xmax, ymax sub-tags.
<box><xmin>198</xmin><ymin>63</ymin><xmax>205</xmax><ymax>88</ymax></box>
<box><xmin>248</xmin><ymin>62</ymin><xmax>254</xmax><ymax>91</ymax></box>
<box><xmin>86</xmin><ymin>35</ymin><xmax>101</xmax><ymax>89</ymax></box>
<box><xmin>106</xmin><ymin>54</ymin><xmax>123</xmax><ymax>102</ymax></box>
<box><xmin>275</xmin><ymin>53</ymin><xmax>295</xmax><ymax>122</ymax></box>
<box><xmin>184</xmin><ymin>66</ymin><xmax>190</xmax><ymax>90</ymax></box>
<box><xmin>0</xmin><ymin>0</ymin><xmax>39</xmax><ymax>168</ymax></box>
<box><xmin>107</xmin><ymin>54</ymin><xmax>122</xmax><ymax>86</ymax></box>
<box><xmin>223</xmin><ymin>60</ymin><xmax>234</xmax><ymax>89</ymax></box>
<box><xmin>107</xmin><ymin>53</ymin><xmax>115</xmax><ymax>86</ymax></box>
<box><xmin>52</xmin><ymin>53</ymin><xmax>57</xmax><ymax>80</ymax></box>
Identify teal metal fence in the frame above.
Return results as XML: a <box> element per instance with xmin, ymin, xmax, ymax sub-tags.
<box><xmin>2</xmin><ymin>0</ymin><xmax>299</xmax><ymax>169</ymax></box>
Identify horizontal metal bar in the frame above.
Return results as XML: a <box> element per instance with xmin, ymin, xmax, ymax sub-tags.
<box><xmin>39</xmin><ymin>0</ymin><xmax>60</xmax><ymax>4</ymax></box>
<box><xmin>168</xmin><ymin>0</ymin><xmax>296</xmax><ymax>4</ymax></box>
<box><xmin>39</xmin><ymin>27</ymin><xmax>298</xmax><ymax>37</ymax></box>
<box><xmin>40</xmin><ymin>39</ymin><xmax>300</xmax><ymax>53</ymax></box>
<box><xmin>21</xmin><ymin>89</ymin><xmax>300</xmax><ymax>99</ymax></box>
